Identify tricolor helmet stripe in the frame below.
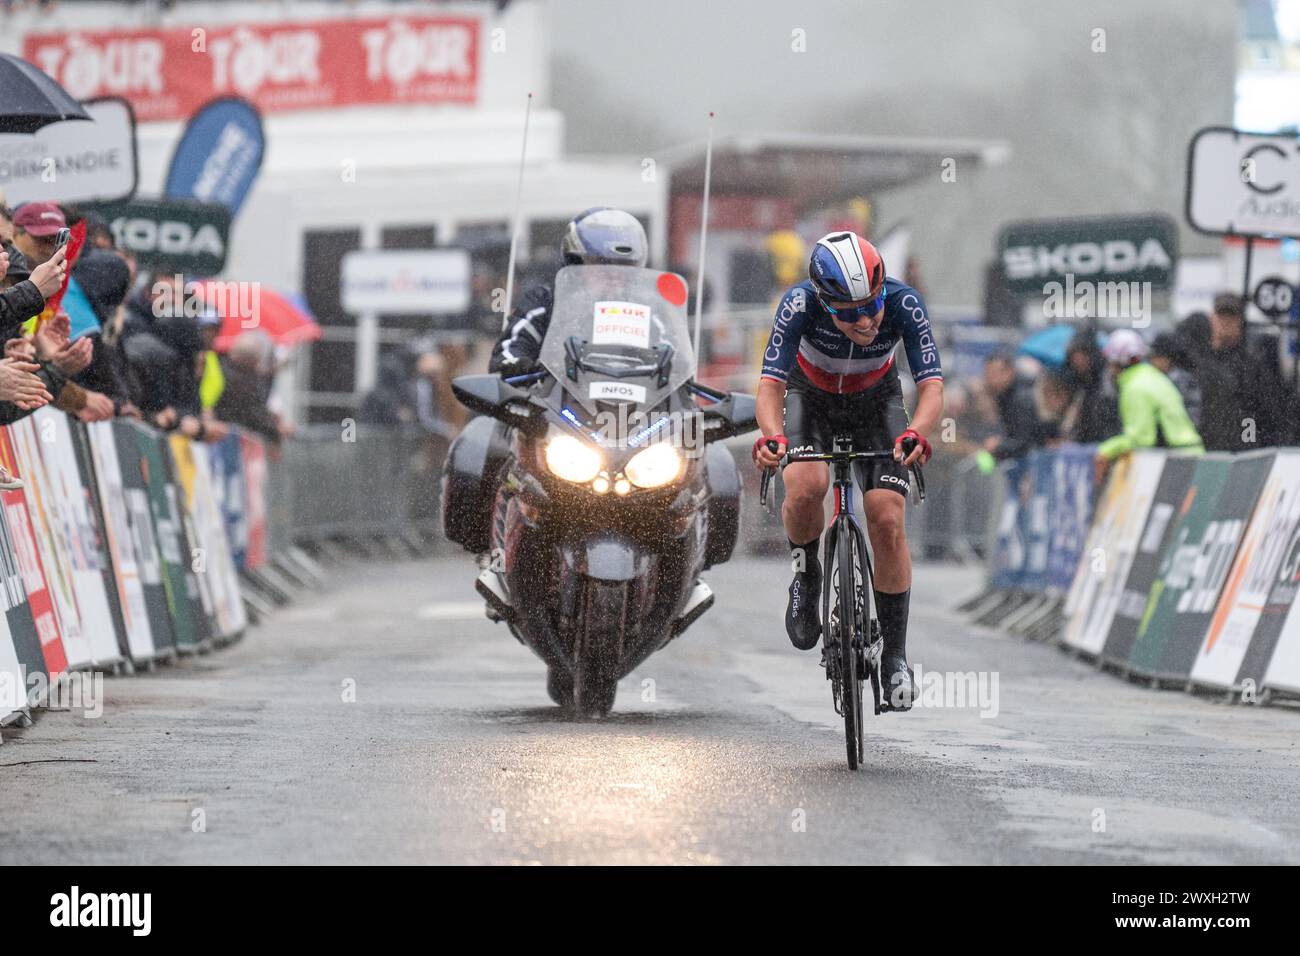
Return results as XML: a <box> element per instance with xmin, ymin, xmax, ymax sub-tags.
<box><xmin>809</xmin><ymin>231</ymin><xmax>885</xmax><ymax>302</ymax></box>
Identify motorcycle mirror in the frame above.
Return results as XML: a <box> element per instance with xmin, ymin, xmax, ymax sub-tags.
<box><xmin>451</xmin><ymin>374</ymin><xmax>541</xmax><ymax>433</ymax></box>
<box><xmin>699</xmin><ymin>390</ymin><xmax>759</xmax><ymax>442</ymax></box>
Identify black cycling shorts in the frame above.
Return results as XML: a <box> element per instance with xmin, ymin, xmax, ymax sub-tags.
<box><xmin>782</xmin><ymin>365</ymin><xmax>912</xmax><ymax>497</ymax></box>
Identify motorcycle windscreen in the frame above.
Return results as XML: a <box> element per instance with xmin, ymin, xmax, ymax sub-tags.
<box><xmin>539</xmin><ymin>266</ymin><xmax>697</xmax><ymax>418</ymax></box>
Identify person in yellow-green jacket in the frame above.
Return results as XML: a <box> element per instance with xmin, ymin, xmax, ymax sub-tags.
<box><xmin>1095</xmin><ymin>329</ymin><xmax>1203</xmax><ymax>479</ymax></box>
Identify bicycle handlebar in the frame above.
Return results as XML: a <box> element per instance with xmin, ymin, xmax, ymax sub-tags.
<box><xmin>758</xmin><ymin>438</ymin><xmax>927</xmax><ymax>508</ymax></box>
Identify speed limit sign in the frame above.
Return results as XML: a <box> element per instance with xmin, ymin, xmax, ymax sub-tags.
<box><xmin>1253</xmin><ymin>276</ymin><xmax>1297</xmax><ymax>319</ymax></box>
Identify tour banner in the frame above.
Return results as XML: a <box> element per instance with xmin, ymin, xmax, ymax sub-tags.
<box><xmin>84</xmin><ymin>421</ymin><xmax>162</xmax><ymax>663</ymax></box>
<box><xmin>1047</xmin><ymin>444</ymin><xmax>1097</xmax><ymax>593</ymax></box>
<box><xmin>110</xmin><ymin>421</ymin><xmax>176</xmax><ymax>655</ymax></box>
<box><xmin>133</xmin><ymin>424</ymin><xmax>205</xmax><ymax>649</ymax></box>
<box><xmin>1127</xmin><ymin>454</ymin><xmax>1271</xmax><ymax>679</ymax></box>
<box><xmin>209</xmin><ymin>433</ymin><xmax>248</xmax><ymax>571</ymax></box>
<box><xmin>168</xmin><ymin>436</ymin><xmax>246</xmax><ymax>639</ymax></box>
<box><xmin>1062</xmin><ymin>451</ymin><xmax>1166</xmax><ymax>656</ymax></box>
<box><xmin>0</xmin><ymin>428</ymin><xmax>66</xmax><ymax>677</ymax></box>
<box><xmin>240</xmin><ymin>433</ymin><xmax>269</xmax><ymax>570</ymax></box>
<box><xmin>10</xmin><ymin>412</ymin><xmax>122</xmax><ymax>668</ymax></box>
<box><xmin>1190</xmin><ymin>452</ymin><xmax>1300</xmax><ymax>690</ymax></box>
<box><xmin>23</xmin><ymin>16</ymin><xmax>481</xmax><ymax>122</ymax></box>
<box><xmin>1101</xmin><ymin>454</ymin><xmax>1197</xmax><ymax>667</ymax></box>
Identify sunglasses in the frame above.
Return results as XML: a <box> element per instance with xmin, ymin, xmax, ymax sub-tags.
<box><xmin>818</xmin><ymin>285</ymin><xmax>886</xmax><ymax>320</ymax></box>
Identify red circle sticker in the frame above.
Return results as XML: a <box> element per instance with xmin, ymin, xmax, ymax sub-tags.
<box><xmin>657</xmin><ymin>272</ymin><xmax>688</xmax><ymax>307</ymax></box>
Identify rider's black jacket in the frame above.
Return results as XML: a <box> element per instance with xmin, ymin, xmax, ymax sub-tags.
<box><xmin>488</xmin><ymin>284</ymin><xmax>554</xmax><ymax>375</ymax></box>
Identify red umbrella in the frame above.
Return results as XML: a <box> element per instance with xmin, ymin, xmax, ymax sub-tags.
<box><xmin>191</xmin><ymin>281</ymin><xmax>323</xmax><ymax>351</ymax></box>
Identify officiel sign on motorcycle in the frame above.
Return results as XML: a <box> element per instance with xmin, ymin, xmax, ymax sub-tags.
<box><xmin>1186</xmin><ymin>127</ymin><xmax>1300</xmax><ymax>238</ymax></box>
<box><xmin>998</xmin><ymin>215</ymin><xmax>1177</xmax><ymax>294</ymax></box>
<box><xmin>88</xmin><ymin>197</ymin><xmax>231</xmax><ymax>276</ymax></box>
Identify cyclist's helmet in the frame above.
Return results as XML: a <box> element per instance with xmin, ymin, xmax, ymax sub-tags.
<box><xmin>561</xmin><ymin>207</ymin><xmax>648</xmax><ymax>267</ymax></box>
<box><xmin>808</xmin><ymin>231</ymin><xmax>886</xmax><ymax>305</ymax></box>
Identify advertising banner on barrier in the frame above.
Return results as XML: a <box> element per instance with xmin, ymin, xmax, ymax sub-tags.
<box><xmin>0</xmin><ymin>624</ymin><xmax>25</xmax><ymax>720</ymax></box>
<box><xmin>1127</xmin><ymin>454</ymin><xmax>1271</xmax><ymax>679</ymax></box>
<box><xmin>9</xmin><ymin>413</ymin><xmax>121</xmax><ymax>667</ymax></box>
<box><xmin>133</xmin><ymin>424</ymin><xmax>205</xmax><ymax>649</ymax></box>
<box><xmin>0</xmin><ymin>486</ymin><xmax>44</xmax><ymax>699</ymax></box>
<box><xmin>992</xmin><ymin>458</ymin><xmax>1030</xmax><ymax>590</ymax></box>
<box><xmin>240</xmin><ymin>433</ymin><xmax>268</xmax><ymax>570</ymax></box>
<box><xmin>110</xmin><ymin>421</ymin><xmax>175</xmax><ymax>654</ymax></box>
<box><xmin>0</xmin><ymin>429</ymin><xmax>66</xmax><ymax>677</ymax></box>
<box><xmin>1190</xmin><ymin>452</ymin><xmax>1300</xmax><ymax>689</ymax></box>
<box><xmin>209</xmin><ymin>434</ymin><xmax>248</xmax><ymax>570</ymax></box>
<box><xmin>1263</xmin><ymin>594</ymin><xmax>1300</xmax><ymax>696</ymax></box>
<box><xmin>1101</xmin><ymin>454</ymin><xmax>1197</xmax><ymax>667</ymax></box>
<box><xmin>168</xmin><ymin>436</ymin><xmax>246</xmax><ymax>638</ymax></box>
<box><xmin>1062</xmin><ymin>452</ymin><xmax>1166</xmax><ymax>655</ymax></box>
<box><xmin>67</xmin><ymin>420</ymin><xmax>134</xmax><ymax>663</ymax></box>
<box><xmin>84</xmin><ymin>422</ymin><xmax>161</xmax><ymax>663</ymax></box>
<box><xmin>1047</xmin><ymin>444</ymin><xmax>1097</xmax><ymax>592</ymax></box>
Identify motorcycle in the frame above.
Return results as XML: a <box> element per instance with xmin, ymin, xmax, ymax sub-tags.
<box><xmin>442</xmin><ymin>266</ymin><xmax>757</xmax><ymax>716</ymax></box>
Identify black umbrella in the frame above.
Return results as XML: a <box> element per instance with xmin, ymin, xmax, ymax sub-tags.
<box><xmin>0</xmin><ymin>53</ymin><xmax>91</xmax><ymax>134</ymax></box>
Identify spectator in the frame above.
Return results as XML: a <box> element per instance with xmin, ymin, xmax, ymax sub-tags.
<box><xmin>1063</xmin><ymin>328</ymin><xmax>1122</xmax><ymax>443</ymax></box>
<box><xmin>1095</xmin><ymin>330</ymin><xmax>1202</xmax><ymax>474</ymax></box>
<box><xmin>0</xmin><ymin>239</ymin><xmax>64</xmax><ymax>340</ymax></box>
<box><xmin>1197</xmin><ymin>293</ymin><xmax>1294</xmax><ymax>450</ymax></box>
<box><xmin>359</xmin><ymin>353</ymin><xmax>414</xmax><ymax>426</ymax></box>
<box><xmin>69</xmin><ymin>247</ymin><xmax>135</xmax><ymax>415</ymax></box>
<box><xmin>215</xmin><ymin>331</ymin><xmax>286</xmax><ymax>446</ymax></box>
<box><xmin>1151</xmin><ymin>330</ymin><xmax>1201</xmax><ymax>427</ymax></box>
<box><xmin>981</xmin><ymin>351</ymin><xmax>1057</xmax><ymax>460</ymax></box>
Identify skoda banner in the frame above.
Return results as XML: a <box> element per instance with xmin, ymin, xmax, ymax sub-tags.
<box><xmin>164</xmin><ymin>97</ymin><xmax>266</xmax><ymax>219</ymax></box>
<box><xmin>88</xmin><ymin>197</ymin><xmax>231</xmax><ymax>276</ymax></box>
<box><xmin>998</xmin><ymin>214</ymin><xmax>1178</xmax><ymax>295</ymax></box>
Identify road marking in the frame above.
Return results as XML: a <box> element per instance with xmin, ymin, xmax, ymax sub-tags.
<box><xmin>417</xmin><ymin>600</ymin><xmax>487</xmax><ymax>621</ymax></box>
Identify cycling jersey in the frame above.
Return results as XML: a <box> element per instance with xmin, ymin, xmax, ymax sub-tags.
<box><xmin>761</xmin><ymin>278</ymin><xmax>942</xmax><ymax>394</ymax></box>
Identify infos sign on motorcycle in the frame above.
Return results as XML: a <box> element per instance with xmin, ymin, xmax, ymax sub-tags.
<box><xmin>442</xmin><ymin>267</ymin><xmax>758</xmax><ymax>717</ymax></box>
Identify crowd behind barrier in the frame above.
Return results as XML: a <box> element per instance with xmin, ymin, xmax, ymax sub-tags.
<box><xmin>0</xmin><ymin>412</ymin><xmax>280</xmax><ymax>724</ymax></box>
<box><xmin>964</xmin><ymin>444</ymin><xmax>1300</xmax><ymax>705</ymax></box>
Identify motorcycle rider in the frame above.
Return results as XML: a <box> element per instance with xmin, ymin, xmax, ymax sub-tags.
<box><xmin>483</xmin><ymin>207</ymin><xmax>651</xmax><ymax>707</ymax></box>
<box><xmin>753</xmin><ymin>232</ymin><xmax>944</xmax><ymax>711</ymax></box>
<box><xmin>489</xmin><ymin>207</ymin><xmax>649</xmax><ymax>375</ymax></box>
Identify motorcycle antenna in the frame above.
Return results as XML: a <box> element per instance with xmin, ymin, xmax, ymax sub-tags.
<box><xmin>502</xmin><ymin>92</ymin><xmax>534</xmax><ymax>322</ymax></box>
<box><xmin>691</xmin><ymin>111</ymin><xmax>715</xmax><ymax>364</ymax></box>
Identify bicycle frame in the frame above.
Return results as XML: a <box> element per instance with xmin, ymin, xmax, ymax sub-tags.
<box><xmin>759</xmin><ymin>435</ymin><xmax>925</xmax><ymax>768</ymax></box>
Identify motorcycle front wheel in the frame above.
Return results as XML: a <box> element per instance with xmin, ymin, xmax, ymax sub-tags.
<box><xmin>573</xmin><ymin>580</ymin><xmax>625</xmax><ymax>718</ymax></box>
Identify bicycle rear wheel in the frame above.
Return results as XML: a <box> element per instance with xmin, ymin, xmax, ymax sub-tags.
<box><xmin>834</xmin><ymin>522</ymin><xmax>865</xmax><ymax>769</ymax></box>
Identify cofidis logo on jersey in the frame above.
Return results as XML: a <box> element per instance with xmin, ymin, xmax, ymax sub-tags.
<box><xmin>900</xmin><ymin>292</ymin><xmax>937</xmax><ymax>366</ymax></box>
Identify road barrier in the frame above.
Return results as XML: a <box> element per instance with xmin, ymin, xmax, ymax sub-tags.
<box><xmin>0</xmin><ymin>412</ymin><xmax>276</xmax><ymax>726</ymax></box>
<box><xmin>967</xmin><ymin>444</ymin><xmax>1300</xmax><ymax>705</ymax></box>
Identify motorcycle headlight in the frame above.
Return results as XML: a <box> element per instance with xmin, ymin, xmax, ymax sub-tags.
<box><xmin>545</xmin><ymin>434</ymin><xmax>603</xmax><ymax>483</ymax></box>
<box><xmin>625</xmin><ymin>443</ymin><xmax>683</xmax><ymax>489</ymax></box>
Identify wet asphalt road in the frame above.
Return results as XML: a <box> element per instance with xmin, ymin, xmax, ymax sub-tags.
<box><xmin>1</xmin><ymin>552</ymin><xmax>1298</xmax><ymax>865</ymax></box>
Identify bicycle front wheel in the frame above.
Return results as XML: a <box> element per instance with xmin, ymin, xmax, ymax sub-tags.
<box><xmin>835</xmin><ymin>522</ymin><xmax>865</xmax><ymax>769</ymax></box>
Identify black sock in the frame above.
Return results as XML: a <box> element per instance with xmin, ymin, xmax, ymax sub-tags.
<box><xmin>875</xmin><ymin>588</ymin><xmax>910</xmax><ymax>659</ymax></box>
<box><xmin>789</xmin><ymin>537</ymin><xmax>820</xmax><ymax>576</ymax></box>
